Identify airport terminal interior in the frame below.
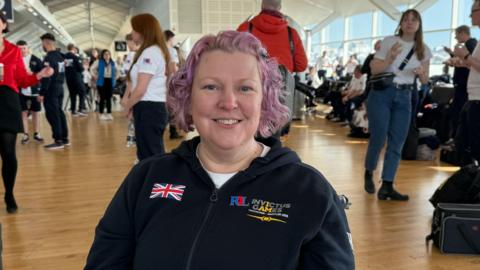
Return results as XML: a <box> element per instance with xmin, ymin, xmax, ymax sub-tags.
<box><xmin>1</xmin><ymin>0</ymin><xmax>480</xmax><ymax>269</ymax></box>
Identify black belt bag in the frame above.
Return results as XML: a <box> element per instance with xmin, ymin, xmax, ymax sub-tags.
<box><xmin>369</xmin><ymin>72</ymin><xmax>395</xmax><ymax>90</ymax></box>
<box><xmin>369</xmin><ymin>46</ymin><xmax>416</xmax><ymax>91</ymax></box>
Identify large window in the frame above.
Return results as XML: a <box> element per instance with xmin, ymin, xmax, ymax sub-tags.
<box><xmin>348</xmin><ymin>12</ymin><xmax>373</xmax><ymax>39</ymax></box>
<box><xmin>345</xmin><ymin>39</ymin><xmax>372</xmax><ymax>64</ymax></box>
<box><xmin>424</xmin><ymin>31</ymin><xmax>451</xmax><ymax>65</ymax></box>
<box><xmin>423</xmin><ymin>0</ymin><xmax>453</xmax><ymax>31</ymax></box>
<box><xmin>324</xmin><ymin>18</ymin><xmax>344</xmax><ymax>42</ymax></box>
<box><xmin>377</xmin><ymin>11</ymin><xmax>397</xmax><ymax>36</ymax></box>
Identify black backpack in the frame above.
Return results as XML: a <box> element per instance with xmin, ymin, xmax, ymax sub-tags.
<box><xmin>429</xmin><ymin>163</ymin><xmax>480</xmax><ymax>207</ymax></box>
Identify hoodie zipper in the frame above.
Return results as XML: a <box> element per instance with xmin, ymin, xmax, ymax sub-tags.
<box><xmin>185</xmin><ymin>189</ymin><xmax>218</xmax><ymax>270</ymax></box>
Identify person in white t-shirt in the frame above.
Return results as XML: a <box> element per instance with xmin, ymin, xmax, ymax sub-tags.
<box><xmin>164</xmin><ymin>29</ymin><xmax>183</xmax><ymax>140</ymax></box>
<box><xmin>315</xmin><ymin>51</ymin><xmax>330</xmax><ymax>82</ymax></box>
<box><xmin>122</xmin><ymin>13</ymin><xmax>175</xmax><ymax>161</ymax></box>
<box><xmin>363</xmin><ymin>9</ymin><xmax>432</xmax><ymax>201</ymax></box>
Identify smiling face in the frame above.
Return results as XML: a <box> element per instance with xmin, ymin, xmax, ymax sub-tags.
<box><xmin>190</xmin><ymin>50</ymin><xmax>263</xmax><ymax>152</ymax></box>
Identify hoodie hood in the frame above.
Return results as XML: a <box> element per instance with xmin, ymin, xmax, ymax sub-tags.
<box><xmin>250</xmin><ymin>12</ymin><xmax>288</xmax><ymax>34</ymax></box>
<box><xmin>171</xmin><ymin>136</ymin><xmax>301</xmax><ymax>181</ymax></box>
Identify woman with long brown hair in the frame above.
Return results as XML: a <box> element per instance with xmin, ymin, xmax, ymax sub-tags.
<box><xmin>122</xmin><ymin>13</ymin><xmax>174</xmax><ymax>160</ymax></box>
<box><xmin>363</xmin><ymin>9</ymin><xmax>431</xmax><ymax>201</ymax></box>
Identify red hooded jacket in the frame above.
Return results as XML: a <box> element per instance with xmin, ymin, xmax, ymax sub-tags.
<box><xmin>237</xmin><ymin>10</ymin><xmax>307</xmax><ymax>73</ymax></box>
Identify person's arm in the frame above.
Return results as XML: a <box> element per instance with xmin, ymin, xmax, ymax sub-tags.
<box><xmin>90</xmin><ymin>60</ymin><xmax>99</xmax><ymax>80</ymax></box>
<box><xmin>370</xmin><ymin>38</ymin><xmax>401</xmax><ymax>75</ymax></box>
<box><xmin>124</xmin><ymin>73</ymin><xmax>153</xmax><ymax>111</ymax></box>
<box><xmin>415</xmin><ymin>60</ymin><xmax>430</xmax><ymax>85</ymax></box>
<box><xmin>454</xmin><ymin>46</ymin><xmax>480</xmax><ymax>72</ymax></box>
<box><xmin>299</xmin><ymin>193</ymin><xmax>355</xmax><ymax>269</ymax></box>
<box><xmin>75</xmin><ymin>55</ymin><xmax>84</xmax><ymax>73</ymax></box>
<box><xmin>292</xmin><ymin>30</ymin><xmax>308</xmax><ymax>72</ymax></box>
<box><xmin>84</xmin><ymin>166</ymin><xmax>143</xmax><ymax>270</ymax></box>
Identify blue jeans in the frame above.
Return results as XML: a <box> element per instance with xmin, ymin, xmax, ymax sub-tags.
<box><xmin>364</xmin><ymin>85</ymin><xmax>412</xmax><ymax>182</ymax></box>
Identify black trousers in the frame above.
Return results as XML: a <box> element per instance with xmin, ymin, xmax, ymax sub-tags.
<box><xmin>44</xmin><ymin>85</ymin><xmax>69</xmax><ymax>142</ymax></box>
<box><xmin>133</xmin><ymin>101</ymin><xmax>168</xmax><ymax>161</ymax></box>
<box><xmin>66</xmin><ymin>76</ymin><xmax>86</xmax><ymax>113</ymax></box>
<box><xmin>455</xmin><ymin>101</ymin><xmax>480</xmax><ymax>164</ymax></box>
<box><xmin>97</xmin><ymin>78</ymin><xmax>113</xmax><ymax>114</ymax></box>
<box><xmin>449</xmin><ymin>85</ymin><xmax>468</xmax><ymax>139</ymax></box>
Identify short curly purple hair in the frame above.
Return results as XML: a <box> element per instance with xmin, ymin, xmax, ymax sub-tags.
<box><xmin>167</xmin><ymin>30</ymin><xmax>290</xmax><ymax>137</ymax></box>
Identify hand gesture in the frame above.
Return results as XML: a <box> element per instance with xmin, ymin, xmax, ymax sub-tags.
<box><xmin>413</xmin><ymin>65</ymin><xmax>425</xmax><ymax>76</ymax></box>
<box><xmin>386</xmin><ymin>42</ymin><xmax>402</xmax><ymax>64</ymax></box>
<box><xmin>453</xmin><ymin>44</ymin><xmax>469</xmax><ymax>59</ymax></box>
<box><xmin>36</xmin><ymin>66</ymin><xmax>54</xmax><ymax>79</ymax></box>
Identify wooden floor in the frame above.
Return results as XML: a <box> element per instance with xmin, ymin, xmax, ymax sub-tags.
<box><xmin>3</xmin><ymin>110</ymin><xmax>479</xmax><ymax>269</ymax></box>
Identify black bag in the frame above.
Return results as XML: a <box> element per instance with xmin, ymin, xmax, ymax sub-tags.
<box><xmin>440</xmin><ymin>148</ymin><xmax>461</xmax><ymax>166</ymax></box>
<box><xmin>368</xmin><ymin>72</ymin><xmax>395</xmax><ymax>90</ymax></box>
<box><xmin>426</xmin><ymin>203</ymin><xmax>480</xmax><ymax>255</ymax></box>
<box><xmin>401</xmin><ymin>126</ymin><xmax>419</xmax><ymax>160</ymax></box>
<box><xmin>429</xmin><ymin>163</ymin><xmax>480</xmax><ymax>207</ymax></box>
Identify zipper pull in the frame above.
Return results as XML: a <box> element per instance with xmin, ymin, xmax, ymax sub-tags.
<box><xmin>210</xmin><ymin>190</ymin><xmax>218</xmax><ymax>202</ymax></box>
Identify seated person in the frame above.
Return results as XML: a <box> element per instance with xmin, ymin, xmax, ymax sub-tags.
<box><xmin>84</xmin><ymin>30</ymin><xmax>354</xmax><ymax>270</ymax></box>
<box><xmin>342</xmin><ymin>65</ymin><xmax>367</xmax><ymax>122</ymax></box>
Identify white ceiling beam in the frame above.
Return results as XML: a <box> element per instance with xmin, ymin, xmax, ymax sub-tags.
<box><xmin>15</xmin><ymin>0</ymin><xmax>76</xmax><ymax>45</ymax></box>
<box><xmin>368</xmin><ymin>0</ymin><xmax>402</xmax><ymax>21</ymax></box>
<box><xmin>48</xmin><ymin>0</ymin><xmax>85</xmax><ymax>13</ymax></box>
<box><xmin>411</xmin><ymin>0</ymin><xmax>438</xmax><ymax>12</ymax></box>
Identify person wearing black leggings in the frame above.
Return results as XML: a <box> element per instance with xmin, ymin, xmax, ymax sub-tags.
<box><xmin>0</xmin><ymin>13</ymin><xmax>53</xmax><ymax>213</ymax></box>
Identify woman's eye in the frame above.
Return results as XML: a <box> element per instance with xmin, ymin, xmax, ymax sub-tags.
<box><xmin>202</xmin><ymin>84</ymin><xmax>217</xmax><ymax>90</ymax></box>
<box><xmin>240</xmin><ymin>86</ymin><xmax>253</xmax><ymax>92</ymax></box>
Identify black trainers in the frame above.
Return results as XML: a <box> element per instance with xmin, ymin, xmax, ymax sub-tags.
<box><xmin>44</xmin><ymin>142</ymin><xmax>64</xmax><ymax>150</ymax></box>
<box><xmin>364</xmin><ymin>170</ymin><xmax>375</xmax><ymax>194</ymax></box>
<box><xmin>5</xmin><ymin>193</ymin><xmax>18</xmax><ymax>214</ymax></box>
<box><xmin>21</xmin><ymin>133</ymin><xmax>29</xmax><ymax>145</ymax></box>
<box><xmin>62</xmin><ymin>139</ymin><xmax>71</xmax><ymax>146</ymax></box>
<box><xmin>33</xmin><ymin>133</ymin><xmax>44</xmax><ymax>142</ymax></box>
<box><xmin>377</xmin><ymin>182</ymin><xmax>409</xmax><ymax>201</ymax></box>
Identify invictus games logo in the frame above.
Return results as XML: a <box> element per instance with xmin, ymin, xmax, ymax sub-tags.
<box><xmin>230</xmin><ymin>196</ymin><xmax>291</xmax><ymax>224</ymax></box>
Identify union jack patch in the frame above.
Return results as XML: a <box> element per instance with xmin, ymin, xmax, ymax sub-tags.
<box><xmin>150</xmin><ymin>183</ymin><xmax>186</xmax><ymax>201</ymax></box>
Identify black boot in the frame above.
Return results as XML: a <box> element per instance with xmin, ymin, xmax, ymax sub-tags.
<box><xmin>377</xmin><ymin>181</ymin><xmax>409</xmax><ymax>201</ymax></box>
<box><xmin>5</xmin><ymin>193</ymin><xmax>18</xmax><ymax>213</ymax></box>
<box><xmin>364</xmin><ymin>170</ymin><xmax>375</xmax><ymax>194</ymax></box>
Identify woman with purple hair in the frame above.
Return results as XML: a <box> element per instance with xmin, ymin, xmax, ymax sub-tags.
<box><xmin>85</xmin><ymin>31</ymin><xmax>354</xmax><ymax>270</ymax></box>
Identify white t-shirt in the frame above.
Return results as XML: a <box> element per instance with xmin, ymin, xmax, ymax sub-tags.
<box><xmin>168</xmin><ymin>47</ymin><xmax>179</xmax><ymax>65</ymax></box>
<box><xmin>122</xmin><ymin>51</ymin><xmax>136</xmax><ymax>75</ymax></box>
<box><xmin>21</xmin><ymin>55</ymin><xmax>33</xmax><ymax>96</ymax></box>
<box><xmin>347</xmin><ymin>74</ymin><xmax>367</xmax><ymax>93</ymax></box>
<box><xmin>200</xmin><ymin>143</ymin><xmax>271</xmax><ymax>189</ymax></box>
<box><xmin>345</xmin><ymin>59</ymin><xmax>359</xmax><ymax>75</ymax></box>
<box><xmin>130</xmin><ymin>45</ymin><xmax>167</xmax><ymax>102</ymax></box>
<box><xmin>375</xmin><ymin>36</ymin><xmax>432</xmax><ymax>85</ymax></box>
<box><xmin>315</xmin><ymin>56</ymin><xmax>330</xmax><ymax>70</ymax></box>
<box><xmin>467</xmin><ymin>43</ymin><xmax>480</xmax><ymax>100</ymax></box>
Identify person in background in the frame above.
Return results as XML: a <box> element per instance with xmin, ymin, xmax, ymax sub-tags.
<box><xmin>363</xmin><ymin>9</ymin><xmax>431</xmax><ymax>200</ymax></box>
<box><xmin>84</xmin><ymin>30</ymin><xmax>354</xmax><ymax>270</ymax></box>
<box><xmin>0</xmin><ymin>14</ymin><xmax>53</xmax><ymax>213</ymax></box>
<box><xmin>16</xmin><ymin>40</ymin><xmax>44</xmax><ymax>144</ymax></box>
<box><xmin>316</xmin><ymin>50</ymin><xmax>330</xmax><ymax>83</ymax></box>
<box><xmin>444</xmin><ymin>25</ymin><xmax>477</xmax><ymax>142</ymax></box>
<box><xmin>38</xmin><ymin>33</ymin><xmax>70</xmax><ymax>150</ymax></box>
<box><xmin>121</xmin><ymin>13</ymin><xmax>174</xmax><ymax>161</ymax></box>
<box><xmin>453</xmin><ymin>0</ymin><xmax>480</xmax><ymax>165</ymax></box>
<box><xmin>91</xmin><ymin>49</ymin><xmax>119</xmax><ymax>120</ymax></box>
<box><xmin>344</xmin><ymin>54</ymin><xmax>359</xmax><ymax>77</ymax></box>
<box><xmin>65</xmin><ymin>43</ymin><xmax>86</xmax><ymax>117</ymax></box>
<box><xmin>164</xmin><ymin>29</ymin><xmax>182</xmax><ymax>139</ymax></box>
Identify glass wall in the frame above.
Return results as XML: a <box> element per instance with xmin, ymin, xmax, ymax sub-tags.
<box><xmin>348</xmin><ymin>12</ymin><xmax>373</xmax><ymax>39</ymax></box>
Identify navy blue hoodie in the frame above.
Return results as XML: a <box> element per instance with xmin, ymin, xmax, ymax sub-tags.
<box><xmin>85</xmin><ymin>137</ymin><xmax>355</xmax><ymax>270</ymax></box>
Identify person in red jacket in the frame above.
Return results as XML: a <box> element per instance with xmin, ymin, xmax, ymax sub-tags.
<box><xmin>237</xmin><ymin>0</ymin><xmax>307</xmax><ymax>73</ymax></box>
<box><xmin>0</xmin><ymin>13</ymin><xmax>53</xmax><ymax>213</ymax></box>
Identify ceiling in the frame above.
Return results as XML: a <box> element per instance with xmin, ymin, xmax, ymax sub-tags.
<box><xmin>41</xmin><ymin>0</ymin><xmax>135</xmax><ymax>50</ymax></box>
